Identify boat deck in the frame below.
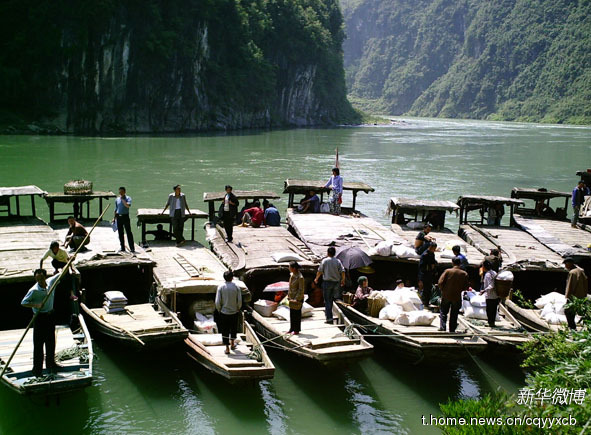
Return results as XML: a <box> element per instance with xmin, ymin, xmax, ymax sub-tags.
<box><xmin>0</xmin><ymin>217</ymin><xmax>59</xmax><ymax>285</ymax></box>
<box><xmin>89</xmin><ymin>303</ymin><xmax>183</xmax><ymax>335</ymax></box>
<box><xmin>189</xmin><ymin>333</ymin><xmax>264</xmax><ymax>368</ymax></box>
<box><xmin>149</xmin><ymin>240</ymin><xmax>244</xmax><ymax>296</ymax></box>
<box><xmin>459</xmin><ymin>224</ymin><xmax>565</xmax><ymax>271</ymax></box>
<box><xmin>0</xmin><ymin>325</ymin><xmax>91</xmax><ymax>393</ymax></box>
<box><xmin>286</xmin><ymin>210</ymin><xmax>397</xmax><ymax>258</ymax></box>
<box><xmin>372</xmin><ymin>315</ymin><xmax>479</xmax><ymax>345</ymax></box>
<box><xmin>51</xmin><ymin>221</ymin><xmax>154</xmax><ymax>270</ymax></box>
<box><xmin>513</xmin><ymin>215</ymin><xmax>591</xmax><ymax>259</ymax></box>
<box><xmin>265</xmin><ymin>308</ymin><xmax>363</xmax><ymax>353</ymax></box>
<box><xmin>390</xmin><ymin>224</ymin><xmax>485</xmax><ymax>267</ymax></box>
<box><xmin>207</xmin><ymin>223</ymin><xmax>318</xmax><ymax>275</ymax></box>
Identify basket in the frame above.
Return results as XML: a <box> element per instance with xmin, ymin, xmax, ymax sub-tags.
<box><xmin>368</xmin><ymin>297</ymin><xmax>386</xmax><ymax>318</ymax></box>
<box><xmin>64</xmin><ymin>180</ymin><xmax>93</xmax><ymax>195</ymax></box>
<box><xmin>342</xmin><ymin>292</ymin><xmax>354</xmax><ymax>305</ymax></box>
<box><xmin>495</xmin><ymin>278</ymin><xmax>512</xmax><ymax>299</ymax></box>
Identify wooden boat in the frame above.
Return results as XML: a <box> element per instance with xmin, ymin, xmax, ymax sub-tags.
<box><xmin>0</xmin><ymin>314</ymin><xmax>93</xmax><ymax>395</ymax></box>
<box><xmin>457</xmin><ymin>305</ymin><xmax>532</xmax><ymax>352</ymax></box>
<box><xmin>185</xmin><ymin>313</ymin><xmax>275</xmax><ymax>383</ymax></box>
<box><xmin>249</xmin><ymin>303</ymin><xmax>373</xmax><ymax>364</ymax></box>
<box><xmin>336</xmin><ymin>301</ymin><xmax>487</xmax><ymax>364</ymax></box>
<box><xmin>80</xmin><ymin>299</ymin><xmax>188</xmax><ymax>350</ymax></box>
<box><xmin>504</xmin><ymin>299</ymin><xmax>558</xmax><ymax>333</ymax></box>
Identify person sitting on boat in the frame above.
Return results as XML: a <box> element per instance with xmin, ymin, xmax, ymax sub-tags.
<box><xmin>64</xmin><ymin>216</ymin><xmax>89</xmax><ymax>251</ymax></box>
<box><xmin>452</xmin><ymin>245</ymin><xmax>468</xmax><ymax>271</ymax></box>
<box><xmin>438</xmin><ymin>257</ymin><xmax>469</xmax><ymax>332</ymax></box>
<box><xmin>300</xmin><ymin>190</ymin><xmax>320</xmax><ymax>213</ymax></box>
<box><xmin>352</xmin><ymin>276</ymin><xmax>373</xmax><ymax>314</ymax></box>
<box><xmin>571</xmin><ymin>180</ymin><xmax>590</xmax><ymax>228</ymax></box>
<box><xmin>146</xmin><ymin>224</ymin><xmax>172</xmax><ymax>241</ymax></box>
<box><xmin>263</xmin><ymin>202</ymin><xmax>281</xmax><ymax>226</ymax></box>
<box><xmin>324</xmin><ymin>167</ymin><xmax>343</xmax><ymax>215</ymax></box>
<box><xmin>288</xmin><ymin>261</ymin><xmax>305</xmax><ymax>335</ymax></box>
<box><xmin>21</xmin><ymin>269</ymin><xmax>62</xmax><ymax>377</ymax></box>
<box><xmin>484</xmin><ymin>248</ymin><xmax>502</xmax><ymax>272</ymax></box>
<box><xmin>415</xmin><ymin>222</ymin><xmax>435</xmax><ymax>255</ymax></box>
<box><xmin>563</xmin><ymin>257</ymin><xmax>588</xmax><ymax>330</ymax></box>
<box><xmin>424</xmin><ymin>210</ymin><xmax>445</xmax><ymax>230</ymax></box>
<box><xmin>479</xmin><ymin>260</ymin><xmax>499</xmax><ymax>328</ymax></box>
<box><xmin>241</xmin><ymin>201</ymin><xmax>264</xmax><ymax>228</ymax></box>
<box><xmin>418</xmin><ymin>243</ymin><xmax>437</xmax><ymax>308</ymax></box>
<box><xmin>314</xmin><ymin>246</ymin><xmax>345</xmax><ymax>324</ymax></box>
<box><xmin>40</xmin><ymin>240</ymin><xmax>80</xmax><ymax>300</ymax></box>
<box><xmin>215</xmin><ymin>270</ymin><xmax>242</xmax><ymax>354</ymax></box>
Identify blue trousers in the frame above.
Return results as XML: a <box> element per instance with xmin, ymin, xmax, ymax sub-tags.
<box><xmin>322</xmin><ymin>280</ymin><xmax>341</xmax><ymax>321</ymax></box>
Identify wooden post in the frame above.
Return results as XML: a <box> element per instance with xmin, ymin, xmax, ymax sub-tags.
<box><xmin>191</xmin><ymin>216</ymin><xmax>195</xmax><ymax>241</ymax></box>
<box><xmin>394</xmin><ymin>205</ymin><xmax>398</xmax><ymax>224</ymax></box>
<box><xmin>141</xmin><ymin>221</ymin><xmax>147</xmax><ymax>245</ymax></box>
<box><xmin>31</xmin><ymin>195</ymin><xmax>36</xmax><ymax>217</ymax></box>
<box><xmin>208</xmin><ymin>201</ymin><xmax>215</xmax><ymax>222</ymax></box>
<box><xmin>99</xmin><ymin>197</ymin><xmax>103</xmax><ymax>216</ymax></box>
<box><xmin>15</xmin><ymin>196</ymin><xmax>20</xmax><ymax>216</ymax></box>
<box><xmin>49</xmin><ymin>201</ymin><xmax>54</xmax><ymax>222</ymax></box>
<box><xmin>352</xmin><ymin>191</ymin><xmax>358</xmax><ymax>211</ymax></box>
<box><xmin>87</xmin><ymin>200</ymin><xmax>90</xmax><ymax>218</ymax></box>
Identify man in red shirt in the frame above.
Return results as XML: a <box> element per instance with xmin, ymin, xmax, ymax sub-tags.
<box><xmin>240</xmin><ymin>201</ymin><xmax>264</xmax><ymax>228</ymax></box>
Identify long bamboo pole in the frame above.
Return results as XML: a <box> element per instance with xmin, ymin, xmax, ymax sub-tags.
<box><xmin>0</xmin><ymin>205</ymin><xmax>110</xmax><ymax>379</ymax></box>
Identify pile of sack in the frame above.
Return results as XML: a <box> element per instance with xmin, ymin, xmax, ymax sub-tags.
<box><xmin>534</xmin><ymin>292</ymin><xmax>577</xmax><ymax>325</ymax></box>
<box><xmin>368</xmin><ymin>240</ymin><xmax>420</xmax><ymax>259</ymax></box>
<box><xmin>103</xmin><ymin>291</ymin><xmax>128</xmax><ymax>313</ymax></box>
<box><xmin>369</xmin><ymin>287</ymin><xmax>436</xmax><ymax>326</ymax></box>
<box><xmin>194</xmin><ymin>311</ymin><xmax>217</xmax><ymax>333</ymax></box>
<box><xmin>272</xmin><ymin>301</ymin><xmax>314</xmax><ymax>321</ymax></box>
<box><xmin>461</xmin><ymin>291</ymin><xmax>500</xmax><ymax>321</ymax></box>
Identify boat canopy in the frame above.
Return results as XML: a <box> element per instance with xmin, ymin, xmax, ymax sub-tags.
<box><xmin>0</xmin><ymin>185</ymin><xmax>47</xmax><ymax>217</ymax></box>
<box><xmin>457</xmin><ymin>195</ymin><xmax>524</xmax><ymax>225</ymax></box>
<box><xmin>203</xmin><ymin>190</ymin><xmax>280</xmax><ymax>221</ymax></box>
<box><xmin>283</xmin><ymin>179</ymin><xmax>374</xmax><ymax>210</ymax></box>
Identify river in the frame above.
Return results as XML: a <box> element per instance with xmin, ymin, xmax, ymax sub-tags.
<box><xmin>0</xmin><ymin>118</ymin><xmax>589</xmax><ymax>434</ymax></box>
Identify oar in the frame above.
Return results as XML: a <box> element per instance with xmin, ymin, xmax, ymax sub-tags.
<box><xmin>0</xmin><ymin>205</ymin><xmax>110</xmax><ymax>379</ymax></box>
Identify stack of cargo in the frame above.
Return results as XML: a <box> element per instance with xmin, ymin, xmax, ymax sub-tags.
<box><xmin>103</xmin><ymin>291</ymin><xmax>128</xmax><ymax>313</ymax></box>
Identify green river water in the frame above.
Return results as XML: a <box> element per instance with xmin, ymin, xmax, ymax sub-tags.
<box><xmin>0</xmin><ymin>118</ymin><xmax>589</xmax><ymax>434</ymax></box>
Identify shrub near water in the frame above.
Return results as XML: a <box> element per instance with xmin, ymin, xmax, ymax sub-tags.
<box><xmin>439</xmin><ymin>297</ymin><xmax>591</xmax><ymax>434</ymax></box>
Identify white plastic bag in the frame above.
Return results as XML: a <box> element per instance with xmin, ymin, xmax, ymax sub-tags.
<box><xmin>395</xmin><ymin>310</ymin><xmax>436</xmax><ymax>326</ymax></box>
<box><xmin>392</xmin><ymin>245</ymin><xmax>420</xmax><ymax>259</ymax></box>
<box><xmin>535</xmin><ymin>292</ymin><xmax>566</xmax><ymax>309</ymax></box>
<box><xmin>271</xmin><ymin>252</ymin><xmax>303</xmax><ymax>263</ymax></box>
<box><xmin>375</xmin><ymin>241</ymin><xmax>393</xmax><ymax>257</ymax></box>
<box><xmin>497</xmin><ymin>271</ymin><xmax>514</xmax><ymax>281</ymax></box>
<box><xmin>302</xmin><ymin>302</ymin><xmax>314</xmax><ymax>317</ymax></box>
<box><xmin>194</xmin><ymin>311</ymin><xmax>217</xmax><ymax>333</ymax></box>
<box><xmin>378</xmin><ymin>304</ymin><xmax>403</xmax><ymax>320</ymax></box>
<box><xmin>253</xmin><ymin>300</ymin><xmax>278</xmax><ymax>317</ymax></box>
<box><xmin>320</xmin><ymin>203</ymin><xmax>330</xmax><ymax>213</ymax></box>
<box><xmin>273</xmin><ymin>305</ymin><xmax>291</xmax><ymax>321</ymax></box>
<box><xmin>469</xmin><ymin>293</ymin><xmax>487</xmax><ymax>308</ymax></box>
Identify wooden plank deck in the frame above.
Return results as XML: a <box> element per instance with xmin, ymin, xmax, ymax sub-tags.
<box><xmin>514</xmin><ymin>215</ymin><xmax>591</xmax><ymax>259</ymax></box>
<box><xmin>286</xmin><ymin>209</ymin><xmax>397</xmax><ymax>258</ymax></box>
<box><xmin>0</xmin><ymin>217</ymin><xmax>60</xmax><ymax>284</ymax></box>
<box><xmin>149</xmin><ymin>240</ymin><xmax>247</xmax><ymax>295</ymax></box>
<box><xmin>459</xmin><ymin>224</ymin><xmax>565</xmax><ymax>271</ymax></box>
<box><xmin>89</xmin><ymin>303</ymin><xmax>179</xmax><ymax>333</ymax></box>
<box><xmin>206</xmin><ymin>223</ymin><xmax>318</xmax><ymax>273</ymax></box>
<box><xmin>51</xmin><ymin>221</ymin><xmax>154</xmax><ymax>270</ymax></box>
<box><xmin>390</xmin><ymin>224</ymin><xmax>485</xmax><ymax>267</ymax></box>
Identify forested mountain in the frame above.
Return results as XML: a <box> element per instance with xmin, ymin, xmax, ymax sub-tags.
<box><xmin>0</xmin><ymin>0</ymin><xmax>358</xmax><ymax>134</ymax></box>
<box><xmin>342</xmin><ymin>0</ymin><xmax>591</xmax><ymax>124</ymax></box>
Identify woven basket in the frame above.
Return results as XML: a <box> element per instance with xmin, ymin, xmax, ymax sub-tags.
<box><xmin>495</xmin><ymin>279</ymin><xmax>512</xmax><ymax>299</ymax></box>
<box><xmin>64</xmin><ymin>180</ymin><xmax>93</xmax><ymax>195</ymax></box>
<box><xmin>368</xmin><ymin>297</ymin><xmax>386</xmax><ymax>318</ymax></box>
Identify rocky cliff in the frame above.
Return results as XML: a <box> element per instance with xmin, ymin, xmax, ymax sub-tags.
<box><xmin>0</xmin><ymin>0</ymin><xmax>358</xmax><ymax>133</ymax></box>
<box><xmin>342</xmin><ymin>0</ymin><xmax>591</xmax><ymax>124</ymax></box>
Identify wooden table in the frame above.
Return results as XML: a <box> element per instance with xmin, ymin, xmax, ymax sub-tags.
<box><xmin>44</xmin><ymin>191</ymin><xmax>115</xmax><ymax>222</ymax></box>
<box><xmin>136</xmin><ymin>208</ymin><xmax>208</xmax><ymax>244</ymax></box>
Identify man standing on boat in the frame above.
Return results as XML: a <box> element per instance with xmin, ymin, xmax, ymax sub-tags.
<box><xmin>215</xmin><ymin>271</ymin><xmax>242</xmax><ymax>354</ymax></box>
<box><xmin>571</xmin><ymin>180</ymin><xmax>589</xmax><ymax>228</ymax></box>
<box><xmin>21</xmin><ymin>269</ymin><xmax>61</xmax><ymax>377</ymax></box>
<box><xmin>112</xmin><ymin>187</ymin><xmax>135</xmax><ymax>254</ymax></box>
<box><xmin>324</xmin><ymin>167</ymin><xmax>343</xmax><ymax>215</ymax></box>
<box><xmin>418</xmin><ymin>243</ymin><xmax>437</xmax><ymax>308</ymax></box>
<box><xmin>480</xmin><ymin>260</ymin><xmax>499</xmax><ymax>327</ymax></box>
<box><xmin>161</xmin><ymin>185</ymin><xmax>191</xmax><ymax>247</ymax></box>
<box><xmin>438</xmin><ymin>257</ymin><xmax>469</xmax><ymax>332</ymax></box>
<box><xmin>222</xmin><ymin>185</ymin><xmax>238</xmax><ymax>242</ymax></box>
<box><xmin>563</xmin><ymin>257</ymin><xmax>588</xmax><ymax>330</ymax></box>
<box><xmin>415</xmin><ymin>223</ymin><xmax>435</xmax><ymax>255</ymax></box>
<box><xmin>314</xmin><ymin>246</ymin><xmax>345</xmax><ymax>324</ymax></box>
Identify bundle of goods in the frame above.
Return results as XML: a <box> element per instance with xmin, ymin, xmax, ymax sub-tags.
<box><xmin>192</xmin><ymin>334</ymin><xmax>241</xmax><ymax>346</ymax></box>
<box><xmin>342</xmin><ymin>292</ymin><xmax>354</xmax><ymax>304</ymax></box>
<box><xmin>103</xmin><ymin>291</ymin><xmax>128</xmax><ymax>313</ymax></box>
<box><xmin>392</xmin><ymin>245</ymin><xmax>420</xmax><ymax>259</ymax></box>
<box><xmin>495</xmin><ymin>271</ymin><xmax>514</xmax><ymax>298</ymax></box>
<box><xmin>367</xmin><ymin>291</ymin><xmax>388</xmax><ymax>317</ymax></box>
<box><xmin>253</xmin><ymin>300</ymin><xmax>278</xmax><ymax>317</ymax></box>
<box><xmin>64</xmin><ymin>179</ymin><xmax>93</xmax><ymax>195</ymax></box>
<box><xmin>461</xmin><ymin>291</ymin><xmax>500</xmax><ymax>321</ymax></box>
<box><xmin>381</xmin><ymin>287</ymin><xmax>422</xmax><ymax>311</ymax></box>
<box><xmin>368</xmin><ymin>240</ymin><xmax>397</xmax><ymax>257</ymax></box>
<box><xmin>194</xmin><ymin>311</ymin><xmax>217</xmax><ymax>333</ymax></box>
<box><xmin>273</xmin><ymin>297</ymin><xmax>314</xmax><ymax>320</ymax></box>
<box><xmin>395</xmin><ymin>310</ymin><xmax>437</xmax><ymax>326</ymax></box>
<box><xmin>271</xmin><ymin>252</ymin><xmax>303</xmax><ymax>263</ymax></box>
<box><xmin>534</xmin><ymin>292</ymin><xmax>578</xmax><ymax>325</ymax></box>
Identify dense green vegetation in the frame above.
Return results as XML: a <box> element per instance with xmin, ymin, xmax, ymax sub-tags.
<box><xmin>0</xmin><ymin>0</ymin><xmax>359</xmax><ymax>133</ymax></box>
<box><xmin>438</xmin><ymin>297</ymin><xmax>591</xmax><ymax>434</ymax></box>
<box><xmin>341</xmin><ymin>0</ymin><xmax>591</xmax><ymax>124</ymax></box>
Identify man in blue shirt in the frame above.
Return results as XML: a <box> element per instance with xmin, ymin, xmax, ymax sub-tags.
<box><xmin>112</xmin><ymin>186</ymin><xmax>135</xmax><ymax>253</ymax></box>
<box><xmin>572</xmin><ymin>180</ymin><xmax>590</xmax><ymax>228</ymax></box>
<box><xmin>300</xmin><ymin>190</ymin><xmax>320</xmax><ymax>213</ymax></box>
<box><xmin>21</xmin><ymin>269</ymin><xmax>61</xmax><ymax>376</ymax></box>
<box><xmin>452</xmin><ymin>245</ymin><xmax>468</xmax><ymax>271</ymax></box>
<box><xmin>263</xmin><ymin>202</ymin><xmax>281</xmax><ymax>226</ymax></box>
